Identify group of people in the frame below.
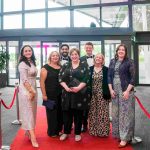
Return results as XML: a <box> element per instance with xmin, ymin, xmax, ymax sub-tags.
<box><xmin>18</xmin><ymin>42</ymin><xmax>135</xmax><ymax>148</ymax></box>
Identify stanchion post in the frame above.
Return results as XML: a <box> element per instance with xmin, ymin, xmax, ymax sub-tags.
<box><xmin>0</xmin><ymin>92</ymin><xmax>10</xmax><ymax>150</ymax></box>
<box><xmin>11</xmin><ymin>82</ymin><xmax>22</xmax><ymax>125</ymax></box>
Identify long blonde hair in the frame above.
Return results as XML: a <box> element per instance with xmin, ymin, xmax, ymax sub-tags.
<box><xmin>48</xmin><ymin>51</ymin><xmax>61</xmax><ymax>66</ymax></box>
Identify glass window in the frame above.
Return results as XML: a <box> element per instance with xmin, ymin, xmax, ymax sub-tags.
<box><xmin>0</xmin><ymin>16</ymin><xmax>1</xmax><ymax>30</ymax></box>
<box><xmin>3</xmin><ymin>0</ymin><xmax>22</xmax><ymax>12</ymax></box>
<box><xmin>48</xmin><ymin>0</ymin><xmax>70</xmax><ymax>8</ymax></box>
<box><xmin>138</xmin><ymin>45</ymin><xmax>150</xmax><ymax>84</ymax></box>
<box><xmin>3</xmin><ymin>14</ymin><xmax>22</xmax><ymax>29</ymax></box>
<box><xmin>0</xmin><ymin>0</ymin><xmax>1</xmax><ymax>13</ymax></box>
<box><xmin>101</xmin><ymin>0</ymin><xmax>127</xmax><ymax>3</ymax></box>
<box><xmin>25</xmin><ymin>12</ymin><xmax>45</xmax><ymax>28</ymax></box>
<box><xmin>104</xmin><ymin>40</ymin><xmax>121</xmax><ymax>67</ymax></box>
<box><xmin>48</xmin><ymin>11</ymin><xmax>70</xmax><ymax>27</ymax></box>
<box><xmin>102</xmin><ymin>5</ymin><xmax>129</xmax><ymax>27</ymax></box>
<box><xmin>80</xmin><ymin>41</ymin><xmax>101</xmax><ymax>57</ymax></box>
<box><xmin>61</xmin><ymin>42</ymin><xmax>79</xmax><ymax>50</ymax></box>
<box><xmin>42</xmin><ymin>42</ymin><xmax>59</xmax><ymax>65</ymax></box>
<box><xmin>74</xmin><ymin>8</ymin><xmax>100</xmax><ymax>27</ymax></box>
<box><xmin>72</xmin><ymin>0</ymin><xmax>99</xmax><ymax>5</ymax></box>
<box><xmin>25</xmin><ymin>0</ymin><xmax>45</xmax><ymax>10</ymax></box>
<box><xmin>133</xmin><ymin>4</ymin><xmax>150</xmax><ymax>31</ymax></box>
<box><xmin>8</xmin><ymin>41</ymin><xmax>19</xmax><ymax>86</ymax></box>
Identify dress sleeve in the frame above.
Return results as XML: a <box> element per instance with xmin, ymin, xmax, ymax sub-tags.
<box><xmin>18</xmin><ymin>62</ymin><xmax>29</xmax><ymax>84</ymax></box>
<box><xmin>80</xmin><ymin>62</ymin><xmax>90</xmax><ymax>84</ymax></box>
<box><xmin>129</xmin><ymin>59</ymin><xmax>135</xmax><ymax>86</ymax></box>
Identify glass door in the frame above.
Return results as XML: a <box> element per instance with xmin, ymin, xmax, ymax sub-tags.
<box><xmin>104</xmin><ymin>40</ymin><xmax>121</xmax><ymax>67</ymax></box>
<box><xmin>138</xmin><ymin>45</ymin><xmax>150</xmax><ymax>84</ymax></box>
<box><xmin>8</xmin><ymin>41</ymin><xmax>19</xmax><ymax>86</ymax></box>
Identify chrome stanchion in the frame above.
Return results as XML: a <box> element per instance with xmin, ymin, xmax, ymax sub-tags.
<box><xmin>0</xmin><ymin>92</ymin><xmax>10</xmax><ymax>150</ymax></box>
<box><xmin>11</xmin><ymin>83</ymin><xmax>21</xmax><ymax>125</ymax></box>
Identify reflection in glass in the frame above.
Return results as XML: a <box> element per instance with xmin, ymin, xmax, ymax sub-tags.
<box><xmin>25</xmin><ymin>12</ymin><xmax>45</xmax><ymax>28</ymax></box>
<box><xmin>8</xmin><ymin>41</ymin><xmax>19</xmax><ymax>85</ymax></box>
<box><xmin>48</xmin><ymin>0</ymin><xmax>70</xmax><ymax>8</ymax></box>
<box><xmin>74</xmin><ymin>8</ymin><xmax>100</xmax><ymax>27</ymax></box>
<box><xmin>102</xmin><ymin>6</ymin><xmax>129</xmax><ymax>27</ymax></box>
<box><xmin>139</xmin><ymin>45</ymin><xmax>150</xmax><ymax>84</ymax></box>
<box><xmin>133</xmin><ymin>4</ymin><xmax>150</xmax><ymax>31</ymax></box>
<box><xmin>25</xmin><ymin>0</ymin><xmax>45</xmax><ymax>10</ymax></box>
<box><xmin>48</xmin><ymin>11</ymin><xmax>70</xmax><ymax>27</ymax></box>
<box><xmin>3</xmin><ymin>14</ymin><xmax>22</xmax><ymax>29</ymax></box>
<box><xmin>80</xmin><ymin>41</ymin><xmax>101</xmax><ymax>57</ymax></box>
<box><xmin>72</xmin><ymin>0</ymin><xmax>99</xmax><ymax>5</ymax></box>
<box><xmin>104</xmin><ymin>40</ymin><xmax>121</xmax><ymax>67</ymax></box>
<box><xmin>3</xmin><ymin>0</ymin><xmax>22</xmax><ymax>12</ymax></box>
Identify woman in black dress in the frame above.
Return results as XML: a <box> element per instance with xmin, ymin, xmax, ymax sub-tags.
<box><xmin>59</xmin><ymin>48</ymin><xmax>90</xmax><ymax>142</ymax></box>
<box><xmin>40</xmin><ymin>51</ymin><xmax>63</xmax><ymax>137</ymax></box>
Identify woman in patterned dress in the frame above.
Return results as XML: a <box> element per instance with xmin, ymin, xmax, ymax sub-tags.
<box><xmin>89</xmin><ymin>53</ymin><xmax>110</xmax><ymax>137</ymax></box>
<box><xmin>18</xmin><ymin>45</ymin><xmax>39</xmax><ymax>148</ymax></box>
<box><xmin>108</xmin><ymin>44</ymin><xmax>135</xmax><ymax>148</ymax></box>
<box><xmin>59</xmin><ymin>48</ymin><xmax>90</xmax><ymax>142</ymax></box>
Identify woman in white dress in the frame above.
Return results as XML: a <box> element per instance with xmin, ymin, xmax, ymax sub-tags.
<box><xmin>18</xmin><ymin>45</ymin><xmax>39</xmax><ymax>148</ymax></box>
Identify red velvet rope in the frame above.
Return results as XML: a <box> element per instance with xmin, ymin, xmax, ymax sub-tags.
<box><xmin>135</xmin><ymin>96</ymin><xmax>150</xmax><ymax>119</ymax></box>
<box><xmin>0</xmin><ymin>87</ymin><xmax>18</xmax><ymax>109</ymax></box>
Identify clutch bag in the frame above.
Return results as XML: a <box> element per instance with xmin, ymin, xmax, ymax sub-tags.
<box><xmin>42</xmin><ymin>99</ymin><xmax>56</xmax><ymax>110</ymax></box>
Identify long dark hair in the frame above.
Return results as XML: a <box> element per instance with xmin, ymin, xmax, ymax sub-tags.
<box><xmin>19</xmin><ymin>45</ymin><xmax>36</xmax><ymax>67</ymax></box>
<box><xmin>115</xmin><ymin>44</ymin><xmax>128</xmax><ymax>60</ymax></box>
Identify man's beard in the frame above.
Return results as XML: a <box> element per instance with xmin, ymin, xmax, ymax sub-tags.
<box><xmin>62</xmin><ymin>52</ymin><xmax>68</xmax><ymax>57</ymax></box>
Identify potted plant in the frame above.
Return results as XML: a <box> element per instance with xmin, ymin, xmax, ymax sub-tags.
<box><xmin>0</xmin><ymin>45</ymin><xmax>9</xmax><ymax>88</ymax></box>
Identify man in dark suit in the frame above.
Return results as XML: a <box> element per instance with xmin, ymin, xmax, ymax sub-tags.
<box><xmin>80</xmin><ymin>42</ymin><xmax>94</xmax><ymax>132</ymax></box>
<box><xmin>60</xmin><ymin>44</ymin><xmax>71</xmax><ymax>65</ymax></box>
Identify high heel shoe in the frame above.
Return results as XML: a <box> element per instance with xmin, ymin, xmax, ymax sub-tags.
<box><xmin>30</xmin><ymin>138</ymin><xmax>39</xmax><ymax>148</ymax></box>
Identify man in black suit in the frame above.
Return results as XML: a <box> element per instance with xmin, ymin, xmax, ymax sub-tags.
<box><xmin>80</xmin><ymin>42</ymin><xmax>94</xmax><ymax>132</ymax></box>
<box><xmin>60</xmin><ymin>44</ymin><xmax>71</xmax><ymax>65</ymax></box>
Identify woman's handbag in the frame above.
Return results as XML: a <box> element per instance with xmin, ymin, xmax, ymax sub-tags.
<box><xmin>69</xmin><ymin>68</ymin><xmax>87</xmax><ymax>94</ymax></box>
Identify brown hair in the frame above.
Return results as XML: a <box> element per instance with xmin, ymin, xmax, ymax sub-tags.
<box><xmin>115</xmin><ymin>44</ymin><xmax>128</xmax><ymax>59</ymax></box>
<box><xmin>85</xmin><ymin>42</ymin><xmax>94</xmax><ymax>48</ymax></box>
<box><xmin>69</xmin><ymin>48</ymin><xmax>80</xmax><ymax>56</ymax></box>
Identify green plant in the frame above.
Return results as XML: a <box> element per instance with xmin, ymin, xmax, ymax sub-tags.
<box><xmin>0</xmin><ymin>45</ymin><xmax>9</xmax><ymax>73</ymax></box>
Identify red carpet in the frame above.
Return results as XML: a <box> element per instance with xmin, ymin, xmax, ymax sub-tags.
<box><xmin>11</xmin><ymin>107</ymin><xmax>133</xmax><ymax>150</ymax></box>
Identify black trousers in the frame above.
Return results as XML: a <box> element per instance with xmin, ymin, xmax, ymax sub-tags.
<box><xmin>46</xmin><ymin>102</ymin><xmax>63</xmax><ymax>136</ymax></box>
<box><xmin>82</xmin><ymin>109</ymin><xmax>89</xmax><ymax>128</ymax></box>
<box><xmin>63</xmin><ymin>109</ymin><xmax>83</xmax><ymax>135</ymax></box>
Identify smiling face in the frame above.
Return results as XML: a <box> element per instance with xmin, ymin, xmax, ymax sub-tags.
<box><xmin>70</xmin><ymin>50</ymin><xmax>79</xmax><ymax>63</ymax></box>
<box><xmin>23</xmin><ymin>46</ymin><xmax>33</xmax><ymax>59</ymax></box>
<box><xmin>61</xmin><ymin>45</ymin><xmax>69</xmax><ymax>57</ymax></box>
<box><xmin>117</xmin><ymin>46</ymin><xmax>126</xmax><ymax>59</ymax></box>
<box><xmin>94</xmin><ymin>54</ymin><xmax>104</xmax><ymax>65</ymax></box>
<box><xmin>49</xmin><ymin>51</ymin><xmax>60</xmax><ymax>64</ymax></box>
<box><xmin>84</xmin><ymin>44</ymin><xmax>93</xmax><ymax>56</ymax></box>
